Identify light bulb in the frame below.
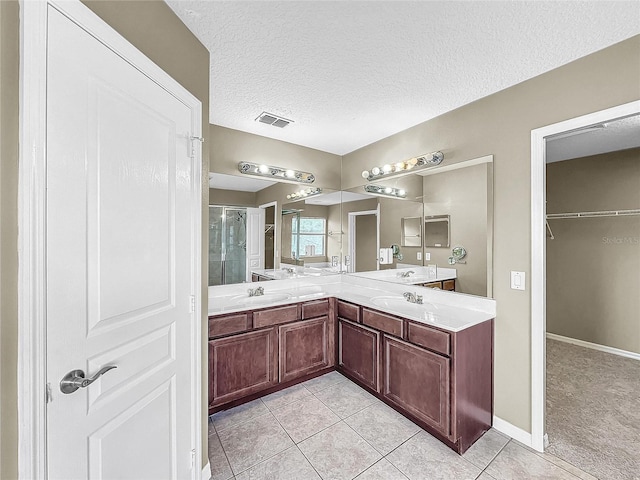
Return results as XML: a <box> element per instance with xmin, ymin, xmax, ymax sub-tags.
<box><xmin>361</xmin><ymin>170</ymin><xmax>370</xmax><ymax>179</ymax></box>
<box><xmin>398</xmin><ymin>189</ymin><xmax>406</xmax><ymax>196</ymax></box>
<box><xmin>258</xmin><ymin>164</ymin><xmax>269</xmax><ymax>174</ymax></box>
<box><xmin>382</xmin><ymin>164</ymin><xmax>392</xmax><ymax>173</ymax></box>
<box><xmin>384</xmin><ymin>187</ymin><xmax>393</xmax><ymax>194</ymax></box>
<box><xmin>371</xmin><ymin>167</ymin><xmax>381</xmax><ymax>175</ymax></box>
<box><xmin>395</xmin><ymin>162</ymin><xmax>405</xmax><ymax>171</ymax></box>
<box><xmin>286</xmin><ymin>194</ymin><xmax>292</xmax><ymax>199</ymax></box>
<box><xmin>285</xmin><ymin>169</ymin><xmax>295</xmax><ymax>178</ymax></box>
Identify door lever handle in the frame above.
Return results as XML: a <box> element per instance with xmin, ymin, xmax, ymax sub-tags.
<box><xmin>60</xmin><ymin>365</ymin><xmax>117</xmax><ymax>394</ymax></box>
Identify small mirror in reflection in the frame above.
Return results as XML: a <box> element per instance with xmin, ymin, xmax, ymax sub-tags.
<box><xmin>424</xmin><ymin>215</ymin><xmax>450</xmax><ymax>248</ymax></box>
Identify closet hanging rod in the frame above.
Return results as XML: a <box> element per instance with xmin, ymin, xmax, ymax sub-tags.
<box><xmin>546</xmin><ymin>209</ymin><xmax>640</xmax><ymax>219</ymax></box>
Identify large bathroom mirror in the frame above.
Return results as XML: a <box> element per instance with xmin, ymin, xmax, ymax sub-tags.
<box><xmin>208</xmin><ymin>172</ymin><xmax>341</xmax><ymax>286</ymax></box>
<box><xmin>343</xmin><ymin>156</ymin><xmax>494</xmax><ymax>298</ymax></box>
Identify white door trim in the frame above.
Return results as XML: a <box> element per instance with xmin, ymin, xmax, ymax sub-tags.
<box><xmin>530</xmin><ymin>99</ymin><xmax>640</xmax><ymax>453</ymax></box>
<box><xmin>348</xmin><ymin>207</ymin><xmax>380</xmax><ymax>272</ymax></box>
<box><xmin>259</xmin><ymin>201</ymin><xmax>278</xmax><ymax>269</ymax></box>
<box><xmin>18</xmin><ymin>1</ymin><xmax>203</xmax><ymax>477</ymax></box>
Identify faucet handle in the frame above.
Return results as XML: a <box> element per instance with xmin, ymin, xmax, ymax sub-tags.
<box><xmin>416</xmin><ymin>294</ymin><xmax>423</xmax><ymax>304</ymax></box>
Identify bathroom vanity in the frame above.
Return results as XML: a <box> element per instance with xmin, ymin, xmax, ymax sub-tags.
<box><xmin>208</xmin><ymin>276</ymin><xmax>494</xmax><ymax>454</ymax></box>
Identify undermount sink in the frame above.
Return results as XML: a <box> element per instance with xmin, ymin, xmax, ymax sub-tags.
<box><xmin>229</xmin><ymin>292</ymin><xmax>292</xmax><ymax>306</ymax></box>
<box><xmin>370</xmin><ymin>296</ymin><xmax>435</xmax><ymax>311</ymax></box>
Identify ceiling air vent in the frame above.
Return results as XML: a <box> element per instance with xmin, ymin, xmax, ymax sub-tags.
<box><xmin>256</xmin><ymin>112</ymin><xmax>293</xmax><ymax>128</ymax></box>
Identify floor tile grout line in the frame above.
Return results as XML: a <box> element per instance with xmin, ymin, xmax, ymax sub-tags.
<box><xmin>213</xmin><ymin>409</ymin><xmax>273</xmax><ymax>435</ymax></box>
<box><xmin>476</xmin><ymin>437</ymin><xmax>511</xmax><ymax>478</ymax></box>
<box><xmin>528</xmin><ymin>445</ymin><xmax>598</xmax><ymax>479</ymax></box>
<box><xmin>207</xmin><ymin>415</ymin><xmax>235</xmax><ymax>480</ymax></box>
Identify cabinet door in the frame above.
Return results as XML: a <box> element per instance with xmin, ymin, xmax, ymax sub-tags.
<box><xmin>279</xmin><ymin>316</ymin><xmax>329</xmax><ymax>383</ymax></box>
<box><xmin>209</xmin><ymin>328</ymin><xmax>277</xmax><ymax>406</ymax></box>
<box><xmin>383</xmin><ymin>335</ymin><xmax>450</xmax><ymax>436</ymax></box>
<box><xmin>339</xmin><ymin>319</ymin><xmax>380</xmax><ymax>391</ymax></box>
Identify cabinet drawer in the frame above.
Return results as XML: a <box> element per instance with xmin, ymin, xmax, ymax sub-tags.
<box><xmin>302</xmin><ymin>299</ymin><xmax>330</xmax><ymax>319</ymax></box>
<box><xmin>362</xmin><ymin>308</ymin><xmax>404</xmax><ymax>337</ymax></box>
<box><xmin>208</xmin><ymin>313</ymin><xmax>251</xmax><ymax>338</ymax></box>
<box><xmin>253</xmin><ymin>304</ymin><xmax>299</xmax><ymax>328</ymax></box>
<box><xmin>442</xmin><ymin>280</ymin><xmax>455</xmax><ymax>291</ymax></box>
<box><xmin>407</xmin><ymin>322</ymin><xmax>450</xmax><ymax>356</ymax></box>
<box><xmin>338</xmin><ymin>300</ymin><xmax>360</xmax><ymax>322</ymax></box>
<box><xmin>422</xmin><ymin>281</ymin><xmax>442</xmax><ymax>289</ymax></box>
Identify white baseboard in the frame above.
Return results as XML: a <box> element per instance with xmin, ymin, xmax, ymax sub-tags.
<box><xmin>493</xmin><ymin>416</ymin><xmax>534</xmax><ymax>449</ymax></box>
<box><xmin>202</xmin><ymin>462</ymin><xmax>211</xmax><ymax>480</ymax></box>
<box><xmin>547</xmin><ymin>333</ymin><xmax>640</xmax><ymax>361</ymax></box>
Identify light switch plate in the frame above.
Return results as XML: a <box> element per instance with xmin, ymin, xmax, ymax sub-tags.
<box><xmin>511</xmin><ymin>271</ymin><xmax>526</xmax><ymax>290</ymax></box>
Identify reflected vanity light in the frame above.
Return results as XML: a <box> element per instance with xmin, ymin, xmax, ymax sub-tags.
<box><xmin>364</xmin><ymin>184</ymin><xmax>406</xmax><ymax>198</ymax></box>
<box><xmin>238</xmin><ymin>161</ymin><xmax>315</xmax><ymax>184</ymax></box>
<box><xmin>361</xmin><ymin>151</ymin><xmax>444</xmax><ymax>181</ymax></box>
<box><xmin>286</xmin><ymin>187</ymin><xmax>323</xmax><ymax>200</ymax></box>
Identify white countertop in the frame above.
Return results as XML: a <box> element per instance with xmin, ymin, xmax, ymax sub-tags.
<box><xmin>350</xmin><ymin>266</ymin><xmax>457</xmax><ymax>285</ymax></box>
<box><xmin>208</xmin><ymin>274</ymin><xmax>495</xmax><ymax>333</ymax></box>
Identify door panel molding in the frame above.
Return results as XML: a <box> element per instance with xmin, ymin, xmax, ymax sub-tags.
<box><xmin>18</xmin><ymin>1</ymin><xmax>202</xmax><ymax>477</ymax></box>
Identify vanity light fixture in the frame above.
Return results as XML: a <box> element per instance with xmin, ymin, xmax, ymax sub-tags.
<box><xmin>286</xmin><ymin>187</ymin><xmax>323</xmax><ymax>200</ymax></box>
<box><xmin>361</xmin><ymin>151</ymin><xmax>444</xmax><ymax>181</ymax></box>
<box><xmin>364</xmin><ymin>184</ymin><xmax>407</xmax><ymax>198</ymax></box>
<box><xmin>238</xmin><ymin>162</ymin><xmax>315</xmax><ymax>184</ymax></box>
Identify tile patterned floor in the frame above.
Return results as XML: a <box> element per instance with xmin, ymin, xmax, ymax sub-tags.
<box><xmin>208</xmin><ymin>372</ymin><xmax>597</xmax><ymax>480</ymax></box>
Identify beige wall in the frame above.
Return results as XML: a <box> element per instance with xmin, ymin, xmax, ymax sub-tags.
<box><xmin>210</xmin><ymin>188</ymin><xmax>257</xmax><ymax>207</ymax></box>
<box><xmin>0</xmin><ymin>1</ymin><xmax>210</xmax><ymax>476</ymax></box>
<box><xmin>547</xmin><ymin>148</ymin><xmax>640</xmax><ymax>354</ymax></box>
<box><xmin>423</xmin><ymin>163</ymin><xmax>491</xmax><ymax>296</ymax></box>
<box><xmin>0</xmin><ymin>1</ymin><xmax>19</xmax><ymax>478</ymax></box>
<box><xmin>343</xmin><ymin>35</ymin><xmax>640</xmax><ymax>432</ymax></box>
<box><xmin>211</xmin><ymin>125</ymin><xmax>342</xmax><ymax>190</ymax></box>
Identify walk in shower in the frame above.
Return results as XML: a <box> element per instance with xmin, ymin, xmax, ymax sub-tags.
<box><xmin>209</xmin><ymin>206</ymin><xmax>247</xmax><ymax>286</ymax></box>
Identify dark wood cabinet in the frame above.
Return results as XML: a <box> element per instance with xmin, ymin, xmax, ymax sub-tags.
<box><xmin>208</xmin><ymin>294</ymin><xmax>493</xmax><ymax>454</ymax></box>
<box><xmin>383</xmin><ymin>335</ymin><xmax>450</xmax><ymax>436</ymax></box>
<box><xmin>419</xmin><ymin>279</ymin><xmax>455</xmax><ymax>291</ymax></box>
<box><xmin>209</xmin><ymin>328</ymin><xmax>277</xmax><ymax>407</ymax></box>
<box><xmin>338</xmin><ymin>319</ymin><xmax>380</xmax><ymax>392</ymax></box>
<box><xmin>279</xmin><ymin>316</ymin><xmax>330</xmax><ymax>383</ymax></box>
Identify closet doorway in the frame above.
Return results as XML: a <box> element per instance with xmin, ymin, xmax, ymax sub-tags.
<box><xmin>531</xmin><ymin>100</ymin><xmax>640</xmax><ymax>480</ymax></box>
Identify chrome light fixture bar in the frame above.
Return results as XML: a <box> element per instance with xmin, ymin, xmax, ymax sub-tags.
<box><xmin>238</xmin><ymin>161</ymin><xmax>315</xmax><ymax>184</ymax></box>
<box><xmin>364</xmin><ymin>184</ymin><xmax>406</xmax><ymax>198</ymax></box>
<box><xmin>361</xmin><ymin>151</ymin><xmax>444</xmax><ymax>181</ymax></box>
<box><xmin>286</xmin><ymin>187</ymin><xmax>323</xmax><ymax>200</ymax></box>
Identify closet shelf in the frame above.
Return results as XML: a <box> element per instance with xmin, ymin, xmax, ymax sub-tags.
<box><xmin>546</xmin><ymin>209</ymin><xmax>640</xmax><ymax>219</ymax></box>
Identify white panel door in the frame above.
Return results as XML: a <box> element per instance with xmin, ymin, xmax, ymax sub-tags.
<box><xmin>246</xmin><ymin>207</ymin><xmax>266</xmax><ymax>281</ymax></box>
<box><xmin>46</xmin><ymin>6</ymin><xmax>198</xmax><ymax>479</ymax></box>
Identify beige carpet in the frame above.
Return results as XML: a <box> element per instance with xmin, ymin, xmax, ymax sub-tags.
<box><xmin>546</xmin><ymin>338</ymin><xmax>640</xmax><ymax>480</ymax></box>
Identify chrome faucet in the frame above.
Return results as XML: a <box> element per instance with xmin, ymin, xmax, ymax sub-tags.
<box><xmin>283</xmin><ymin>267</ymin><xmax>295</xmax><ymax>274</ymax></box>
<box><xmin>248</xmin><ymin>286</ymin><xmax>264</xmax><ymax>297</ymax></box>
<box><xmin>399</xmin><ymin>270</ymin><xmax>415</xmax><ymax>278</ymax></box>
<box><xmin>403</xmin><ymin>292</ymin><xmax>423</xmax><ymax>304</ymax></box>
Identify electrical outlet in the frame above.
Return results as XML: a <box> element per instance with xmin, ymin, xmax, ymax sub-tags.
<box><xmin>424</xmin><ymin>252</ymin><xmax>431</xmax><ymax>261</ymax></box>
<box><xmin>417</xmin><ymin>252</ymin><xmax>422</xmax><ymax>261</ymax></box>
<box><xmin>511</xmin><ymin>271</ymin><xmax>526</xmax><ymax>290</ymax></box>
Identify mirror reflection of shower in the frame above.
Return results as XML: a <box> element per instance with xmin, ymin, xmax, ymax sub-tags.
<box><xmin>209</xmin><ymin>206</ymin><xmax>248</xmax><ymax>286</ymax></box>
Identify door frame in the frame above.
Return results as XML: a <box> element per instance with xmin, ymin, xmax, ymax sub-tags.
<box><xmin>259</xmin><ymin>201</ymin><xmax>278</xmax><ymax>270</ymax></box>
<box><xmin>348</xmin><ymin>205</ymin><xmax>380</xmax><ymax>272</ymax></box>
<box><xmin>18</xmin><ymin>1</ymin><xmax>203</xmax><ymax>477</ymax></box>
<box><xmin>529</xmin><ymin>99</ymin><xmax>640</xmax><ymax>452</ymax></box>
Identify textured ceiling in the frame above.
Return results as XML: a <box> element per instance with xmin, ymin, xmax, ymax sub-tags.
<box><xmin>167</xmin><ymin>1</ymin><xmax>640</xmax><ymax>155</ymax></box>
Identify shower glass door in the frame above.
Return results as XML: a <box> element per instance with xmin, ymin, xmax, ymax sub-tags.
<box><xmin>209</xmin><ymin>206</ymin><xmax>248</xmax><ymax>286</ymax></box>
